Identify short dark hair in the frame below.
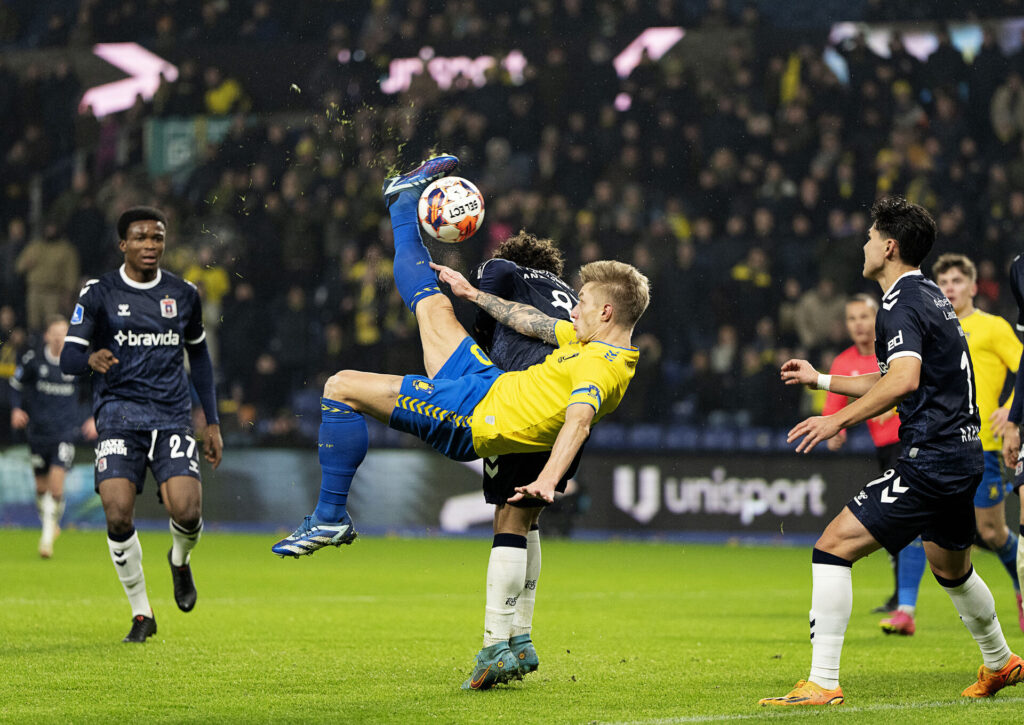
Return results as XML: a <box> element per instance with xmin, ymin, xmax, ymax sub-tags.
<box><xmin>117</xmin><ymin>206</ymin><xmax>167</xmax><ymax>240</ymax></box>
<box><xmin>870</xmin><ymin>196</ymin><xmax>936</xmax><ymax>268</ymax></box>
<box><xmin>493</xmin><ymin>231</ymin><xmax>564</xmax><ymax>277</ymax></box>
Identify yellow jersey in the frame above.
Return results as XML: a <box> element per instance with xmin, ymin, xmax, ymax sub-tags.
<box><xmin>471</xmin><ymin>320</ymin><xmax>639</xmax><ymax>457</ymax></box>
<box><xmin>961</xmin><ymin>309</ymin><xmax>1022</xmax><ymax>451</ymax></box>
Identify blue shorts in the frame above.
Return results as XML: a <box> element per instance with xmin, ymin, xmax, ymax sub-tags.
<box><xmin>28</xmin><ymin>439</ymin><xmax>75</xmax><ymax>474</ymax></box>
<box><xmin>848</xmin><ymin>450</ymin><xmax>982</xmax><ymax>555</ymax></box>
<box><xmin>94</xmin><ymin>428</ymin><xmax>202</xmax><ymax>494</ymax></box>
<box><xmin>973</xmin><ymin>451</ymin><xmax>1007</xmax><ymax>509</ymax></box>
<box><xmin>388</xmin><ymin>337</ymin><xmax>503</xmax><ymax>461</ymax></box>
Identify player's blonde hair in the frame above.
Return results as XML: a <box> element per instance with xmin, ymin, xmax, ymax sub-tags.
<box><xmin>932</xmin><ymin>252</ymin><xmax>977</xmax><ymax>283</ymax></box>
<box><xmin>579</xmin><ymin>260</ymin><xmax>650</xmax><ymax>328</ymax></box>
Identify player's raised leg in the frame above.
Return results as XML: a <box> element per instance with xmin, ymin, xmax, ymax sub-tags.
<box><xmin>160</xmin><ymin>475</ymin><xmax>203</xmax><ymax>612</ymax></box>
<box><xmin>880</xmin><ymin>538</ymin><xmax>925</xmax><ymax>635</ymax></box>
<box><xmin>272</xmin><ymin>371</ymin><xmax>402</xmax><ymax>558</ymax></box>
<box><xmin>382</xmin><ymin>154</ymin><xmax>472</xmax><ymax>377</ymax></box>
<box><xmin>100</xmin><ymin>478</ymin><xmax>156</xmax><ymax>643</ymax></box>
<box><xmin>923</xmin><ymin>542</ymin><xmax>1023</xmax><ymax>697</ymax></box>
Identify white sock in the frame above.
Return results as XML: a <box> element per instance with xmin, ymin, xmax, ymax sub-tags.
<box><xmin>108</xmin><ymin>531</ymin><xmax>152</xmax><ymax>618</ymax></box>
<box><xmin>35</xmin><ymin>492</ymin><xmax>46</xmax><ymax>523</ymax></box>
<box><xmin>1018</xmin><ymin>529</ymin><xmax>1024</xmax><ymax>602</ymax></box>
<box><xmin>512</xmin><ymin>528</ymin><xmax>541</xmax><ymax>637</ymax></box>
<box><xmin>808</xmin><ymin>563</ymin><xmax>852</xmax><ymax>691</ymax></box>
<box><xmin>897</xmin><ymin>604</ymin><xmax>915</xmax><ymax>616</ymax></box>
<box><xmin>940</xmin><ymin>568</ymin><xmax>1012</xmax><ymax>671</ymax></box>
<box><xmin>484</xmin><ymin>543</ymin><xmax>527</xmax><ymax>647</ymax></box>
<box><xmin>39</xmin><ymin>493</ymin><xmax>57</xmax><ymax>544</ymax></box>
<box><xmin>170</xmin><ymin>518</ymin><xmax>203</xmax><ymax>566</ymax></box>
<box><xmin>54</xmin><ymin>496</ymin><xmax>65</xmax><ymax>525</ymax></box>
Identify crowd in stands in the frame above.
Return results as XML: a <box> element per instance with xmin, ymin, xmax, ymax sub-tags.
<box><xmin>5</xmin><ymin>0</ymin><xmax>1024</xmax><ymax>445</ymax></box>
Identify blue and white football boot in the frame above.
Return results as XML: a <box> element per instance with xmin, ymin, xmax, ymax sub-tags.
<box><xmin>271</xmin><ymin>514</ymin><xmax>357</xmax><ymax>558</ymax></box>
<box><xmin>381</xmin><ymin>153</ymin><xmax>459</xmax><ymax>206</ymax></box>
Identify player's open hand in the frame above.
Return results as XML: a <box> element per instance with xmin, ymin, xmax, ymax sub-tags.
<box><xmin>780</xmin><ymin>359</ymin><xmax>819</xmax><ymax>388</ymax></box>
<box><xmin>88</xmin><ymin>349</ymin><xmax>119</xmax><ymax>373</ymax></box>
<box><xmin>10</xmin><ymin>408</ymin><xmax>28</xmax><ymax>429</ymax></box>
<box><xmin>989</xmin><ymin>406</ymin><xmax>1012</xmax><ymax>437</ymax></box>
<box><xmin>508</xmin><ymin>478</ymin><xmax>556</xmax><ymax>504</ymax></box>
<box><xmin>429</xmin><ymin>261</ymin><xmax>477</xmax><ymax>301</ymax></box>
<box><xmin>788</xmin><ymin>415</ymin><xmax>841</xmax><ymax>454</ymax></box>
<box><xmin>1002</xmin><ymin>423</ymin><xmax>1021</xmax><ymax>470</ymax></box>
<box><xmin>203</xmin><ymin>423</ymin><xmax>223</xmax><ymax>469</ymax></box>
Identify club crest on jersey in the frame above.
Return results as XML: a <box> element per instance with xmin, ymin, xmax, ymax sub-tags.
<box><xmin>161</xmin><ymin>298</ymin><xmax>177</xmax><ymax>318</ymax></box>
<box><xmin>117</xmin><ymin>303</ymin><xmax>131</xmax><ymax>316</ymax></box>
<box><xmin>412</xmin><ymin>379</ymin><xmax>435</xmax><ymax>395</ymax></box>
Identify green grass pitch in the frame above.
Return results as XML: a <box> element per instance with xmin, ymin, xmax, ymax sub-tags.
<box><xmin>1</xmin><ymin>529</ymin><xmax>1023</xmax><ymax>724</ymax></box>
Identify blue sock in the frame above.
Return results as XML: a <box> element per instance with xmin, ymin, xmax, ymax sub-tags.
<box><xmin>389</xmin><ymin>192</ymin><xmax>441</xmax><ymax>312</ymax></box>
<box><xmin>897</xmin><ymin>538</ymin><xmax>927</xmax><ymax>608</ymax></box>
<box><xmin>995</xmin><ymin>530</ymin><xmax>1020</xmax><ymax>591</ymax></box>
<box><xmin>312</xmin><ymin>398</ymin><xmax>368</xmax><ymax>524</ymax></box>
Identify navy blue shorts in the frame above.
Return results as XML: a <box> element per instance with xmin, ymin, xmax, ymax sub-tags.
<box><xmin>94</xmin><ymin>428</ymin><xmax>201</xmax><ymax>493</ymax></box>
<box><xmin>482</xmin><ymin>449</ymin><xmax>581</xmax><ymax>509</ymax></box>
<box><xmin>28</xmin><ymin>439</ymin><xmax>75</xmax><ymax>474</ymax></box>
<box><xmin>848</xmin><ymin>451</ymin><xmax>982</xmax><ymax>555</ymax></box>
<box><xmin>973</xmin><ymin>451</ymin><xmax>1007</xmax><ymax>509</ymax></box>
<box><xmin>388</xmin><ymin>337</ymin><xmax>502</xmax><ymax>462</ymax></box>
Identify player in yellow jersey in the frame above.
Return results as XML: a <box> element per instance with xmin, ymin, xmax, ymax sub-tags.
<box><xmin>880</xmin><ymin>253</ymin><xmax>1024</xmax><ymax>636</ymax></box>
<box><xmin>271</xmin><ymin>154</ymin><xmax>649</xmax><ymax>616</ymax></box>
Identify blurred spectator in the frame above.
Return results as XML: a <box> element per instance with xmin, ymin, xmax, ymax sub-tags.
<box><xmin>15</xmin><ymin>222</ymin><xmax>79</xmax><ymax>333</ymax></box>
<box><xmin>794</xmin><ymin>277</ymin><xmax>845</xmax><ymax>352</ymax></box>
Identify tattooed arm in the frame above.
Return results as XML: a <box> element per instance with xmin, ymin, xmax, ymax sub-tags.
<box><xmin>430</xmin><ymin>262</ymin><xmax>559</xmax><ymax>344</ymax></box>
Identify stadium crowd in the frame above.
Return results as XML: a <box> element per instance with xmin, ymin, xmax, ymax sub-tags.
<box><xmin>5</xmin><ymin>0</ymin><xmax>1024</xmax><ymax>444</ymax></box>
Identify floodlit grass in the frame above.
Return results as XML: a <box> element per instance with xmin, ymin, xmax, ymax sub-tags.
<box><xmin>1</xmin><ymin>529</ymin><xmax>1022</xmax><ymax>723</ymax></box>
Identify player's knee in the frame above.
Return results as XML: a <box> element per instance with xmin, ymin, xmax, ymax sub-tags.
<box><xmin>105</xmin><ymin>512</ymin><xmax>134</xmax><ymax>535</ymax></box>
<box><xmin>324</xmin><ymin>370</ymin><xmax>361</xmax><ymax>403</ymax></box>
<box><xmin>173</xmin><ymin>511</ymin><xmax>201</xmax><ymax>530</ymax></box>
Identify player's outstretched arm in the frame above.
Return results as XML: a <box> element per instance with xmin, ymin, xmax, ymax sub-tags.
<box><xmin>509</xmin><ymin>403</ymin><xmax>595</xmax><ymax>504</ymax></box>
<box><xmin>789</xmin><ymin>356</ymin><xmax>918</xmax><ymax>454</ymax></box>
<box><xmin>431</xmin><ymin>261</ymin><xmax>558</xmax><ymax>345</ymax></box>
<box><xmin>780</xmin><ymin>358</ymin><xmax>879</xmax><ymax>398</ymax></box>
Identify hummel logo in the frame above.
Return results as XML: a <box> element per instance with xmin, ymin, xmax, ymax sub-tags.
<box><xmin>115</xmin><ymin>559</ymin><xmax>127</xmax><ymax>566</ymax></box>
<box><xmin>882</xmin><ymin>289</ymin><xmax>901</xmax><ymax>310</ymax></box>
<box><xmin>113</xmin><ymin>549</ymin><xmax>126</xmax><ymax>556</ymax></box>
<box><xmin>117</xmin><ymin>303</ymin><xmax>131</xmax><ymax>316</ymax></box>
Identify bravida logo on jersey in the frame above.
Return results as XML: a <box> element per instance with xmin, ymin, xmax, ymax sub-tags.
<box><xmin>161</xmin><ymin>298</ymin><xmax>177</xmax><ymax>318</ymax></box>
<box><xmin>113</xmin><ymin>329</ymin><xmax>180</xmax><ymax>347</ymax></box>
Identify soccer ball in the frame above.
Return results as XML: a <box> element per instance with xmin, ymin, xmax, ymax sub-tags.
<box><xmin>418</xmin><ymin>177</ymin><xmax>485</xmax><ymax>243</ymax></box>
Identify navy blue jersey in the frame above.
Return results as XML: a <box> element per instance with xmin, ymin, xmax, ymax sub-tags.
<box><xmin>10</xmin><ymin>346</ymin><xmax>83</xmax><ymax>442</ymax></box>
<box><xmin>64</xmin><ymin>266</ymin><xmax>205</xmax><ymax>432</ymax></box>
<box><xmin>469</xmin><ymin>258</ymin><xmax>579</xmax><ymax>371</ymax></box>
<box><xmin>1010</xmin><ymin>253</ymin><xmax>1024</xmax><ymax>332</ymax></box>
<box><xmin>875</xmin><ymin>270</ymin><xmax>981</xmax><ymax>454</ymax></box>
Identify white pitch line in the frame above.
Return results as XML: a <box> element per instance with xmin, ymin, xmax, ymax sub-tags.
<box><xmin>598</xmin><ymin>697</ymin><xmax>1024</xmax><ymax>724</ymax></box>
